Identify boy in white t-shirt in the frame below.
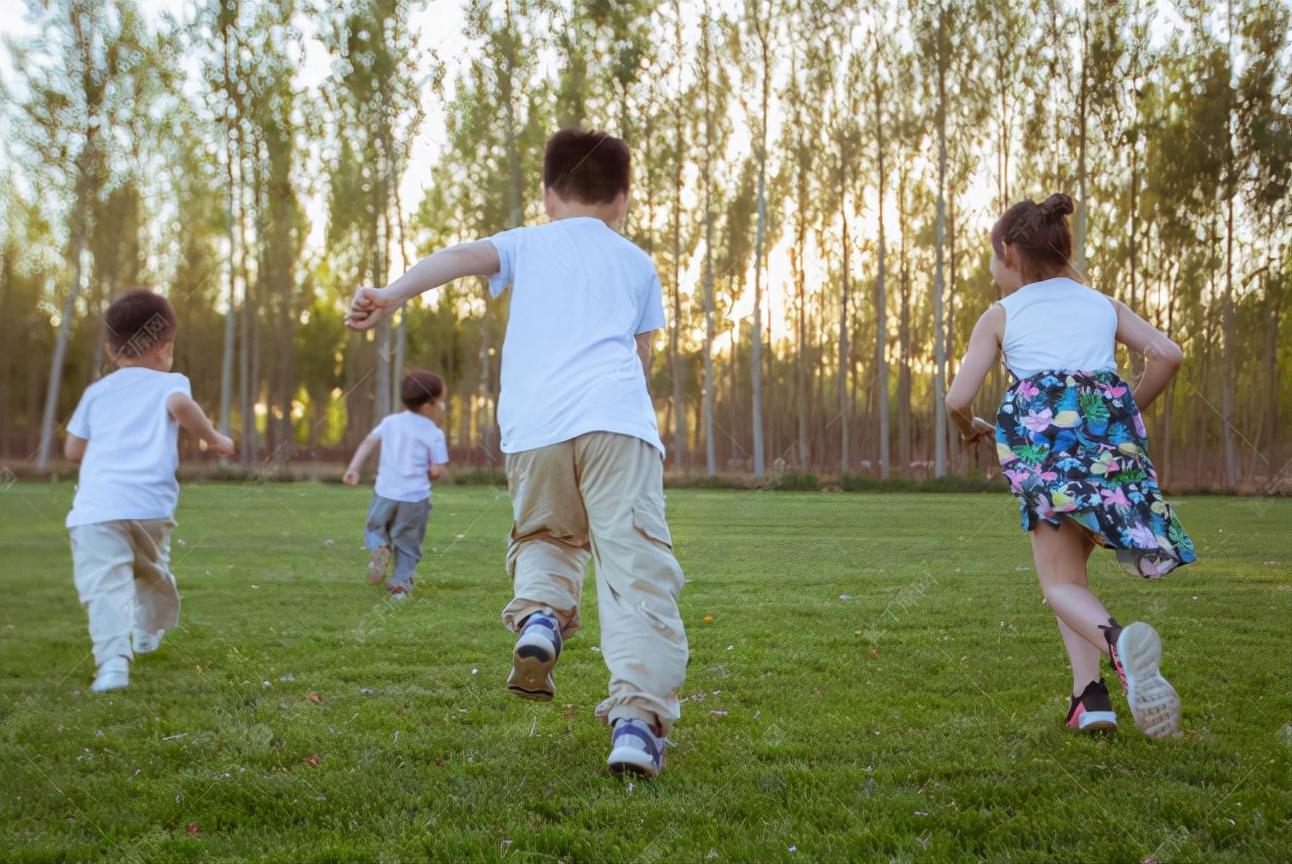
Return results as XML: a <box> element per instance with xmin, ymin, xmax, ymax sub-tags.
<box><xmin>343</xmin><ymin>369</ymin><xmax>450</xmax><ymax>601</ymax></box>
<box><xmin>345</xmin><ymin>129</ymin><xmax>687</xmax><ymax>777</ymax></box>
<box><xmin>64</xmin><ymin>289</ymin><xmax>235</xmax><ymax>693</ymax></box>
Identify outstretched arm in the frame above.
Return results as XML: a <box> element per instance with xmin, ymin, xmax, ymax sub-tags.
<box><xmin>1114</xmin><ymin>300</ymin><xmax>1182</xmax><ymax>410</ymax></box>
<box><xmin>167</xmin><ymin>393</ymin><xmax>236</xmax><ymax>458</ymax></box>
<box><xmin>345</xmin><ymin>241</ymin><xmax>501</xmax><ymax>331</ymax></box>
<box><xmin>945</xmin><ymin>304</ymin><xmax>1005</xmax><ymax>443</ymax></box>
<box><xmin>343</xmin><ymin>435</ymin><xmax>380</xmax><ymax>485</ymax></box>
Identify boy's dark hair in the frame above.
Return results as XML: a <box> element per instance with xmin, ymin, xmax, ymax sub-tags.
<box><xmin>401</xmin><ymin>368</ymin><xmax>444</xmax><ymax>411</ymax></box>
<box><xmin>990</xmin><ymin>193</ymin><xmax>1076</xmax><ymax>282</ymax></box>
<box><xmin>104</xmin><ymin>289</ymin><xmax>177</xmax><ymax>360</ymax></box>
<box><xmin>542</xmin><ymin>128</ymin><xmax>631</xmax><ymax>205</ymax></box>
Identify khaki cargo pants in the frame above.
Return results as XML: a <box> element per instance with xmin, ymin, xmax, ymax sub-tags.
<box><xmin>69</xmin><ymin>518</ymin><xmax>181</xmax><ymax>667</ymax></box>
<box><xmin>501</xmin><ymin>432</ymin><xmax>688</xmax><ymax>733</ymax></box>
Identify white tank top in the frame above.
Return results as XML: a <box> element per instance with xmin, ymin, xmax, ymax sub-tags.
<box><xmin>998</xmin><ymin>277</ymin><xmax>1118</xmax><ymax>380</ymax></box>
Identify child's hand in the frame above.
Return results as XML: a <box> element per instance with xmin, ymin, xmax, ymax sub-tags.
<box><xmin>345</xmin><ymin>287</ymin><xmax>394</xmax><ymax>331</ymax></box>
<box><xmin>962</xmin><ymin>417</ymin><xmax>995</xmax><ymax>445</ymax></box>
<box><xmin>210</xmin><ymin>433</ymin><xmax>236</xmax><ymax>459</ymax></box>
<box><xmin>342</xmin><ymin>469</ymin><xmax>359</xmax><ymax>485</ymax></box>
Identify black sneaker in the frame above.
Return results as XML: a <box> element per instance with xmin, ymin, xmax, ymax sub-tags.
<box><xmin>1065</xmin><ymin>678</ymin><xmax>1118</xmax><ymax>732</ymax></box>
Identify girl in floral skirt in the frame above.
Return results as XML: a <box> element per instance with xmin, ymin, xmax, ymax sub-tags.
<box><xmin>946</xmin><ymin>193</ymin><xmax>1195</xmax><ymax>739</ymax></box>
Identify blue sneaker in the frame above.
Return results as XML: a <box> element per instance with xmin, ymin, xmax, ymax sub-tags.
<box><xmin>608</xmin><ymin>718</ymin><xmax>665</xmax><ymax>777</ymax></box>
<box><xmin>507</xmin><ymin>610</ymin><xmax>561</xmax><ymax>701</ymax></box>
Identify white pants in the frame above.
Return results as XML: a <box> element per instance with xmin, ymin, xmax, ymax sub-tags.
<box><xmin>69</xmin><ymin>519</ymin><xmax>180</xmax><ymax>667</ymax></box>
<box><xmin>501</xmin><ymin>432</ymin><xmax>688</xmax><ymax>733</ymax></box>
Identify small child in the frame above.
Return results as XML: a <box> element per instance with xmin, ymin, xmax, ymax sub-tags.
<box><xmin>947</xmin><ymin>193</ymin><xmax>1195</xmax><ymax>739</ymax></box>
<box><xmin>343</xmin><ymin>369</ymin><xmax>449</xmax><ymax>601</ymax></box>
<box><xmin>64</xmin><ymin>289</ymin><xmax>235</xmax><ymax>692</ymax></box>
<box><xmin>345</xmin><ymin>129</ymin><xmax>686</xmax><ymax>777</ymax></box>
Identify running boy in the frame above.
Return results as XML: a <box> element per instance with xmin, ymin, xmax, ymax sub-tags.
<box><xmin>345</xmin><ymin>128</ymin><xmax>686</xmax><ymax>776</ymax></box>
<box><xmin>947</xmin><ymin>194</ymin><xmax>1194</xmax><ymax>739</ymax></box>
<box><xmin>64</xmin><ymin>289</ymin><xmax>235</xmax><ymax>692</ymax></box>
<box><xmin>343</xmin><ymin>368</ymin><xmax>450</xmax><ymax>601</ymax></box>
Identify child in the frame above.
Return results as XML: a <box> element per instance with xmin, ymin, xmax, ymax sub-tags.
<box><xmin>64</xmin><ymin>289</ymin><xmax>235</xmax><ymax>692</ymax></box>
<box><xmin>342</xmin><ymin>369</ymin><xmax>450</xmax><ymax>601</ymax></box>
<box><xmin>947</xmin><ymin>194</ymin><xmax>1195</xmax><ymax>739</ymax></box>
<box><xmin>345</xmin><ymin>128</ymin><xmax>686</xmax><ymax>777</ymax></box>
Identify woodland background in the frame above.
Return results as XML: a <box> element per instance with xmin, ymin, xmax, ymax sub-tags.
<box><xmin>1</xmin><ymin>0</ymin><xmax>1288</xmax><ymax>490</ymax></box>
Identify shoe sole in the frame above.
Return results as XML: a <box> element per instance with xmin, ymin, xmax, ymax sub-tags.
<box><xmin>367</xmin><ymin>547</ymin><xmax>391</xmax><ymax>584</ymax></box>
<box><xmin>1072</xmin><ymin>710</ymin><xmax>1118</xmax><ymax>732</ymax></box>
<box><xmin>132</xmin><ymin>630</ymin><xmax>164</xmax><ymax>655</ymax></box>
<box><xmin>91</xmin><ymin>674</ymin><xmax>129</xmax><ymax>693</ymax></box>
<box><xmin>1117</xmin><ymin>622</ymin><xmax>1181</xmax><ymax>739</ymax></box>
<box><xmin>608</xmin><ymin>748</ymin><xmax>661</xmax><ymax>778</ymax></box>
<box><xmin>507</xmin><ymin>643</ymin><xmax>556</xmax><ymax>701</ymax></box>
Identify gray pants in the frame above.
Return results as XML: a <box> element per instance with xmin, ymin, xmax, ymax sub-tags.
<box><xmin>364</xmin><ymin>493</ymin><xmax>430</xmax><ymax>591</ymax></box>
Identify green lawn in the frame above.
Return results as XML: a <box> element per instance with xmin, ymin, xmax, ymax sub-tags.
<box><xmin>1</xmin><ymin>482</ymin><xmax>1289</xmax><ymax>863</ymax></box>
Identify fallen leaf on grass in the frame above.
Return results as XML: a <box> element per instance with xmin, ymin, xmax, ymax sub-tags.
<box><xmin>304</xmin><ymin>755</ymin><xmax>320</xmax><ymax>767</ymax></box>
<box><xmin>306</xmin><ymin>692</ymin><xmax>321</xmax><ymax>703</ymax></box>
<box><xmin>703</xmin><ymin>614</ymin><xmax>714</xmax><ymax>623</ymax></box>
<box><xmin>186</xmin><ymin>823</ymin><xmax>200</xmax><ymax>837</ymax></box>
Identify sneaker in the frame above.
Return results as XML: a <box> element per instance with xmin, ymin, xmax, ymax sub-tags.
<box><xmin>507</xmin><ymin>610</ymin><xmax>561</xmax><ymax>701</ymax></box>
<box><xmin>607</xmin><ymin>718</ymin><xmax>665</xmax><ymax>777</ymax></box>
<box><xmin>1107</xmin><ymin>621</ymin><xmax>1181</xmax><ymax>739</ymax></box>
<box><xmin>367</xmin><ymin>545</ymin><xmax>392</xmax><ymax>584</ymax></box>
<box><xmin>388</xmin><ymin>587</ymin><xmax>409</xmax><ymax>603</ymax></box>
<box><xmin>1065</xmin><ymin>679</ymin><xmax>1118</xmax><ymax>732</ymax></box>
<box><xmin>91</xmin><ymin>656</ymin><xmax>129</xmax><ymax>693</ymax></box>
<box><xmin>131</xmin><ymin>628</ymin><xmax>164</xmax><ymax>655</ymax></box>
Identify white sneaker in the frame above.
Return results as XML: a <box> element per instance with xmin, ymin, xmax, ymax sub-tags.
<box><xmin>131</xmin><ymin>628</ymin><xmax>164</xmax><ymax>654</ymax></box>
<box><xmin>91</xmin><ymin>656</ymin><xmax>130</xmax><ymax>693</ymax></box>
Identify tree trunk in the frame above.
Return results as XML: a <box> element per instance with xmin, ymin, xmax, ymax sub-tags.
<box><xmin>838</xmin><ymin>170</ymin><xmax>850</xmax><ymax>475</ymax></box>
<box><xmin>670</xmin><ymin>0</ymin><xmax>685</xmax><ymax>472</ymax></box>
<box><xmin>932</xmin><ymin>10</ymin><xmax>948</xmax><ymax>478</ymax></box>
<box><xmin>897</xmin><ymin>166</ymin><xmax>912</xmax><ymax>472</ymax></box>
<box><xmin>875</xmin><ymin>79</ymin><xmax>890</xmax><ymax>478</ymax></box>
<box><xmin>218</xmin><ymin>2</ymin><xmax>237</xmax><ymax>444</ymax></box>
<box><xmin>701</xmin><ymin>7</ymin><xmax>716</xmax><ymax>476</ymax></box>
<box><xmin>750</xmin><ymin>21</ymin><xmax>768</xmax><ymax>478</ymax></box>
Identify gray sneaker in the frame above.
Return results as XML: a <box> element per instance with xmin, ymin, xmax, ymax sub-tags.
<box><xmin>608</xmin><ymin>718</ymin><xmax>665</xmax><ymax>777</ymax></box>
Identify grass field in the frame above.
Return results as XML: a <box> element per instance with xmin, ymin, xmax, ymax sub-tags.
<box><xmin>1</xmin><ymin>481</ymin><xmax>1289</xmax><ymax>863</ymax></box>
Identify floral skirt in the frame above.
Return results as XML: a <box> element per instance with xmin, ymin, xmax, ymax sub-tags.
<box><xmin>995</xmin><ymin>370</ymin><xmax>1196</xmax><ymax>578</ymax></box>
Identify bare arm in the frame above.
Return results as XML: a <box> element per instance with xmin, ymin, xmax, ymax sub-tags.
<box><xmin>1114</xmin><ymin>300</ymin><xmax>1182</xmax><ymax>410</ymax></box>
<box><xmin>65</xmin><ymin>434</ymin><xmax>88</xmax><ymax>463</ymax></box>
<box><xmin>429</xmin><ymin>463</ymin><xmax>448</xmax><ymax>481</ymax></box>
<box><xmin>635</xmin><ymin>331</ymin><xmax>654</xmax><ymax>383</ymax></box>
<box><xmin>345</xmin><ymin>241</ymin><xmax>502</xmax><ymax>331</ymax></box>
<box><xmin>343</xmin><ymin>434</ymin><xmax>380</xmax><ymax>485</ymax></box>
<box><xmin>945</xmin><ymin>305</ymin><xmax>1005</xmax><ymax>442</ymax></box>
<box><xmin>167</xmin><ymin>393</ymin><xmax>236</xmax><ymax>458</ymax></box>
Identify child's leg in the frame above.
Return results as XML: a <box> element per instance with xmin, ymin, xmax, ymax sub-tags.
<box><xmin>1032</xmin><ymin>519</ymin><xmax>1114</xmax><ymax>689</ymax></box>
<box><xmin>70</xmin><ymin>521</ymin><xmax>138</xmax><ymax>667</ymax></box>
<box><xmin>364</xmin><ymin>494</ymin><xmax>396</xmax><ymax>552</ymax></box>
<box><xmin>388</xmin><ymin>500</ymin><xmax>430</xmax><ymax>593</ymax></box>
<box><xmin>128</xmin><ymin>518</ymin><xmax>181</xmax><ymax>637</ymax></box>
<box><xmin>500</xmin><ymin>440</ymin><xmax>591</xmax><ymax>635</ymax></box>
<box><xmin>575</xmin><ymin>433</ymin><xmax>687</xmax><ymax>736</ymax></box>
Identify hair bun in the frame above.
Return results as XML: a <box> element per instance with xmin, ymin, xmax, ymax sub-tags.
<box><xmin>1039</xmin><ymin>193</ymin><xmax>1074</xmax><ymax>224</ymax></box>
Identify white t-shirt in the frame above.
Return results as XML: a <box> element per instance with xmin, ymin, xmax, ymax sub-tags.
<box><xmin>998</xmin><ymin>277</ymin><xmax>1118</xmax><ymax>379</ymax></box>
<box><xmin>372</xmin><ymin>411</ymin><xmax>449</xmax><ymax>503</ymax></box>
<box><xmin>486</xmin><ymin>217</ymin><xmax>665</xmax><ymax>455</ymax></box>
<box><xmin>66</xmin><ymin>367</ymin><xmax>192</xmax><ymax>528</ymax></box>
